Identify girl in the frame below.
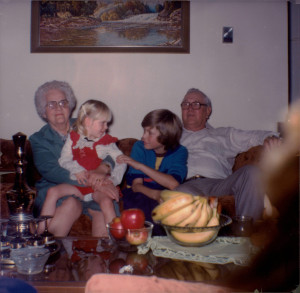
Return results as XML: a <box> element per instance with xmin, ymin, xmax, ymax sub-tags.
<box><xmin>117</xmin><ymin>109</ymin><xmax>187</xmax><ymax>235</ymax></box>
<box><xmin>39</xmin><ymin>99</ymin><xmax>126</xmax><ymax>236</ymax></box>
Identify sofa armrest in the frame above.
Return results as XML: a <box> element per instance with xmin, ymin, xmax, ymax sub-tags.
<box><xmin>232</xmin><ymin>145</ymin><xmax>263</xmax><ymax>172</ymax></box>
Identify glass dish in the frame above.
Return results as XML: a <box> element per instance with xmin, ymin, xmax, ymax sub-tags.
<box><xmin>106</xmin><ymin>221</ymin><xmax>153</xmax><ymax>252</ymax></box>
<box><xmin>159</xmin><ymin>214</ymin><xmax>232</xmax><ymax>247</ymax></box>
<box><xmin>10</xmin><ymin>247</ymin><xmax>50</xmax><ymax>275</ymax></box>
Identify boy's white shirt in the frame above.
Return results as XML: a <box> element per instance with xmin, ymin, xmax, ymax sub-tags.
<box><xmin>59</xmin><ymin>133</ymin><xmax>126</xmax><ymax>186</ymax></box>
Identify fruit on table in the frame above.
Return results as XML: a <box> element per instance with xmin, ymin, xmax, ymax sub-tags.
<box><xmin>194</xmin><ymin>197</ymin><xmax>210</xmax><ymax>227</ymax></box>
<box><xmin>171</xmin><ymin>215</ymin><xmax>218</xmax><ymax>244</ymax></box>
<box><xmin>171</xmin><ymin>199</ymin><xmax>220</xmax><ymax>244</ymax></box>
<box><xmin>110</xmin><ymin>217</ymin><xmax>126</xmax><ymax>239</ymax></box>
<box><xmin>151</xmin><ymin>192</ymin><xmax>195</xmax><ymax>221</ymax></box>
<box><xmin>126</xmin><ymin>229</ymin><xmax>148</xmax><ymax>245</ymax></box>
<box><xmin>153</xmin><ymin>191</ymin><xmax>222</xmax><ymax>245</ymax></box>
<box><xmin>160</xmin><ymin>189</ymin><xmax>194</xmax><ymax>202</ymax></box>
<box><xmin>120</xmin><ymin>208</ymin><xmax>145</xmax><ymax>229</ymax></box>
<box><xmin>176</xmin><ymin>199</ymin><xmax>203</xmax><ymax>227</ymax></box>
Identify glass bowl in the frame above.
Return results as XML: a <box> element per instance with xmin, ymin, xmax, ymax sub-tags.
<box><xmin>10</xmin><ymin>247</ymin><xmax>50</xmax><ymax>275</ymax></box>
<box><xmin>159</xmin><ymin>214</ymin><xmax>232</xmax><ymax>247</ymax></box>
<box><xmin>106</xmin><ymin>221</ymin><xmax>153</xmax><ymax>252</ymax></box>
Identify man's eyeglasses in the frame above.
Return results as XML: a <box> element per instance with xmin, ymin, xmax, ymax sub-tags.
<box><xmin>46</xmin><ymin>99</ymin><xmax>69</xmax><ymax>110</ymax></box>
<box><xmin>181</xmin><ymin>102</ymin><xmax>207</xmax><ymax>110</ymax></box>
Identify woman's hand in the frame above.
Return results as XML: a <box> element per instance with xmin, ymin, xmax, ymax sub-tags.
<box><xmin>75</xmin><ymin>171</ymin><xmax>88</xmax><ymax>185</ymax></box>
<box><xmin>88</xmin><ymin>163</ymin><xmax>111</xmax><ymax>187</ymax></box>
<box><xmin>117</xmin><ymin>155</ymin><xmax>142</xmax><ymax>170</ymax></box>
<box><xmin>94</xmin><ymin>183</ymin><xmax>119</xmax><ymax>202</ymax></box>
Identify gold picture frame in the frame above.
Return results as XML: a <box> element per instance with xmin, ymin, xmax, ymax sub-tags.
<box><xmin>31</xmin><ymin>1</ymin><xmax>190</xmax><ymax>53</ymax></box>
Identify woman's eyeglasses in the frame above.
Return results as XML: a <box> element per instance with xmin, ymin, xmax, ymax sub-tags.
<box><xmin>181</xmin><ymin>102</ymin><xmax>207</xmax><ymax>110</ymax></box>
<box><xmin>46</xmin><ymin>99</ymin><xmax>69</xmax><ymax>110</ymax></box>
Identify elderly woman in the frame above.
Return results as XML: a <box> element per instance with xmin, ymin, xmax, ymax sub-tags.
<box><xmin>30</xmin><ymin>80</ymin><xmax>114</xmax><ymax>236</ymax></box>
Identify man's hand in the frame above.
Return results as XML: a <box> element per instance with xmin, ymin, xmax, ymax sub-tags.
<box><xmin>263</xmin><ymin>136</ymin><xmax>282</xmax><ymax>152</ymax></box>
<box><xmin>117</xmin><ymin>155</ymin><xmax>142</xmax><ymax>170</ymax></box>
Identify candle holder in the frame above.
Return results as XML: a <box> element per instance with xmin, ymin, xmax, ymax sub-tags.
<box><xmin>6</xmin><ymin>132</ymin><xmax>36</xmax><ymax>225</ymax></box>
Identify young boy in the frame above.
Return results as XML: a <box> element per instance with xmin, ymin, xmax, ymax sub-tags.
<box><xmin>117</xmin><ymin>109</ymin><xmax>187</xmax><ymax>235</ymax></box>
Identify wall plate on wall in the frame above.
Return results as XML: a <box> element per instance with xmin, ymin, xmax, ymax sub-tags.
<box><xmin>223</xmin><ymin>27</ymin><xmax>233</xmax><ymax>43</ymax></box>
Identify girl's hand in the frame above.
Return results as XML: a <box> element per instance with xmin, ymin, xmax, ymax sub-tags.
<box><xmin>87</xmin><ymin>172</ymin><xmax>107</xmax><ymax>188</ymax></box>
<box><xmin>101</xmin><ymin>177</ymin><xmax>113</xmax><ymax>186</ymax></box>
<box><xmin>75</xmin><ymin>171</ymin><xmax>88</xmax><ymax>185</ymax></box>
<box><xmin>116</xmin><ymin>155</ymin><xmax>142</xmax><ymax>170</ymax></box>
<box><xmin>88</xmin><ymin>164</ymin><xmax>111</xmax><ymax>187</ymax></box>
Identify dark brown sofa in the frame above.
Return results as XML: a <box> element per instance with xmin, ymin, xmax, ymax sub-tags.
<box><xmin>0</xmin><ymin>136</ymin><xmax>262</xmax><ymax>236</ymax></box>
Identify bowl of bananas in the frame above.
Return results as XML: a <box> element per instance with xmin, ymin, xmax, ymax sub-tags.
<box><xmin>152</xmin><ymin>191</ymin><xmax>232</xmax><ymax>247</ymax></box>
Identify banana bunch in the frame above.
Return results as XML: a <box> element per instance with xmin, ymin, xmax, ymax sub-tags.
<box><xmin>156</xmin><ymin>259</ymin><xmax>220</xmax><ymax>282</ymax></box>
<box><xmin>153</xmin><ymin>190</ymin><xmax>221</xmax><ymax>245</ymax></box>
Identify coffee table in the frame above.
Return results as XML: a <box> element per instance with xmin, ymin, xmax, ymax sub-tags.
<box><xmin>0</xmin><ymin>236</ymin><xmax>239</xmax><ymax>293</ymax></box>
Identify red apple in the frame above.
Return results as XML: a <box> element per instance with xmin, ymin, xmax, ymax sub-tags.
<box><xmin>120</xmin><ymin>209</ymin><xmax>145</xmax><ymax>229</ymax></box>
<box><xmin>109</xmin><ymin>217</ymin><xmax>126</xmax><ymax>239</ymax></box>
<box><xmin>126</xmin><ymin>252</ymin><xmax>148</xmax><ymax>271</ymax></box>
<box><xmin>126</xmin><ymin>230</ymin><xmax>148</xmax><ymax>245</ymax></box>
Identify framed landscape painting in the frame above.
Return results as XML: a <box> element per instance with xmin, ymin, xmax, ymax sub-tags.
<box><xmin>31</xmin><ymin>0</ymin><xmax>190</xmax><ymax>53</ymax></box>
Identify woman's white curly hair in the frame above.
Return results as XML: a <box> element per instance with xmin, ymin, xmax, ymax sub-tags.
<box><xmin>34</xmin><ymin>80</ymin><xmax>77</xmax><ymax>121</ymax></box>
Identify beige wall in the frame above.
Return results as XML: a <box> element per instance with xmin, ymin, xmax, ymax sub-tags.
<box><xmin>0</xmin><ymin>0</ymin><xmax>288</xmax><ymax>140</ymax></box>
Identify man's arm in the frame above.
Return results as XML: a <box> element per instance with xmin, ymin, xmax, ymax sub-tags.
<box><xmin>224</xmin><ymin>127</ymin><xmax>279</xmax><ymax>154</ymax></box>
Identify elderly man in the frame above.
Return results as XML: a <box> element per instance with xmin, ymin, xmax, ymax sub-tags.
<box><xmin>176</xmin><ymin>88</ymin><xmax>280</xmax><ymax>220</ymax></box>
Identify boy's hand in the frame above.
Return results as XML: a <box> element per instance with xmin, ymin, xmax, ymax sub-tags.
<box><xmin>75</xmin><ymin>171</ymin><xmax>88</xmax><ymax>185</ymax></box>
<box><xmin>117</xmin><ymin>155</ymin><xmax>141</xmax><ymax>170</ymax></box>
<box><xmin>151</xmin><ymin>189</ymin><xmax>163</xmax><ymax>203</ymax></box>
